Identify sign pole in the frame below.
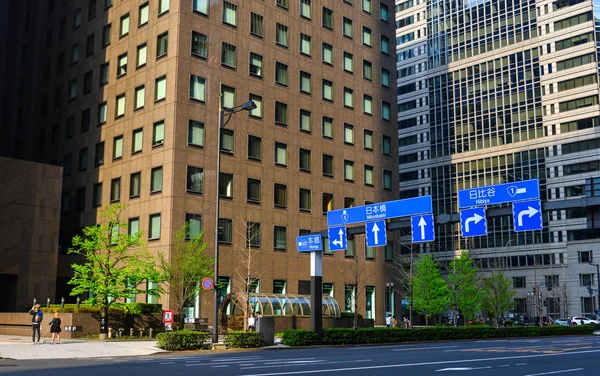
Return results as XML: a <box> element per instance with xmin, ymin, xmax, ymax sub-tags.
<box><xmin>310</xmin><ymin>250</ymin><xmax>323</xmax><ymax>335</ymax></box>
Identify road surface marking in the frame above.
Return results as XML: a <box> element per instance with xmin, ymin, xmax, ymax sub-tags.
<box><xmin>393</xmin><ymin>346</ymin><xmax>458</xmax><ymax>351</ymax></box>
<box><xmin>435</xmin><ymin>366</ymin><xmax>492</xmax><ymax>372</ymax></box>
<box><xmin>522</xmin><ymin>369</ymin><xmax>583</xmax><ymax>376</ymax></box>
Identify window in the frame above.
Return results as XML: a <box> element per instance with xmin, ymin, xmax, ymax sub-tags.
<box><xmin>110</xmin><ymin>178</ymin><xmax>121</xmax><ymax>202</ymax></box>
<box><xmin>120</xmin><ymin>14</ymin><xmax>130</xmax><ymax>37</ymax></box>
<box><xmin>193</xmin><ymin>0</ymin><xmax>209</xmax><ymax>15</ymax></box>
<box><xmin>68</xmin><ymin>79</ymin><xmax>77</xmax><ymax>101</ymax></box>
<box><xmin>343</xmin><ymin>52</ymin><xmax>353</xmax><ymax>73</ymax></box>
<box><xmin>149</xmin><ymin>214</ymin><xmax>161</xmax><ymax>240</ymax></box>
<box><xmin>247</xmin><ymin>178</ymin><xmax>261</xmax><ymax>203</ymax></box>
<box><xmin>249</xmin><ymin>52</ymin><xmax>263</xmax><ymax>77</ymax></box>
<box><xmin>322</xmin><ymin>7</ymin><xmax>333</xmax><ymax>29</ymax></box>
<box><xmin>128</xmin><ymin>218</ymin><xmax>140</xmax><ymax>238</ymax></box>
<box><xmin>88</xmin><ymin>0</ymin><xmax>97</xmax><ymax>20</ymax></box>
<box><xmin>364</xmin><ymin>165</ymin><xmax>374</xmax><ymax>186</ymax></box>
<box><xmin>344</xmin><ymin>160</ymin><xmax>355</xmax><ymax>181</ymax></box>
<box><xmin>134</xmin><ymin>85</ymin><xmax>145</xmax><ymax>110</ymax></box>
<box><xmin>190</xmin><ymin>75</ymin><xmax>206</xmax><ymax>102</ymax></box>
<box><xmin>273</xmin><ymin>226</ymin><xmax>287</xmax><ymax>250</ymax></box>
<box><xmin>113</xmin><ymin>135</ymin><xmax>123</xmax><ymax>159</ymax></box>
<box><xmin>151</xmin><ymin>166</ymin><xmax>163</xmax><ymax>193</ymax></box>
<box><xmin>300</xmin><ymin>0</ymin><xmax>311</xmax><ymax>19</ymax></box>
<box><xmin>322</xmin><ymin>79</ymin><xmax>333</xmax><ymax>101</ymax></box>
<box><xmin>153</xmin><ymin>121</ymin><xmax>165</xmax><ymax>146</ymax></box>
<box><xmin>322</xmin><ymin>193</ymin><xmax>334</xmax><ymax>214</ymax></box>
<box><xmin>187</xmin><ymin>166</ymin><xmax>204</xmax><ymax>194</ymax></box>
<box><xmin>382</xmin><ymin>135</ymin><xmax>392</xmax><ymax>155</ymax></box>
<box><xmin>64</xmin><ymin>153</ymin><xmax>73</xmax><ymax>176</ymax></box>
<box><xmin>250</xmin><ymin>13</ymin><xmax>264</xmax><ymax>37</ymax></box>
<box><xmin>132</xmin><ymin>128</ymin><xmax>143</xmax><ymax>153</ymax></box>
<box><xmin>579</xmin><ymin>250</ymin><xmax>593</xmax><ymax>263</ymax></box>
<box><xmin>78</xmin><ymin>148</ymin><xmax>88</xmax><ymax>171</ymax></box>
<box><xmin>97</xmin><ymin>102</ymin><xmax>107</xmax><ymax>125</ymax></box>
<box><xmin>300</xmin><ymin>33</ymin><xmax>311</xmax><ymax>56</ymax></box>
<box><xmin>300</xmin><ymin>71</ymin><xmax>312</xmax><ymax>94</ymax></box>
<box><xmin>158</xmin><ymin>0</ymin><xmax>169</xmax><ymax>15</ymax></box>
<box><xmin>221</xmin><ymin>85</ymin><xmax>236</xmax><ymax>109</ymax></box>
<box><xmin>343</xmin><ymin>17</ymin><xmax>353</xmax><ymax>38</ymax></box>
<box><xmin>379</xmin><ymin>2</ymin><xmax>389</xmax><ymax>21</ymax></box>
<box><xmin>322</xmin><ymin>117</ymin><xmax>333</xmax><ymax>138</ymax></box>
<box><xmin>274</xmin><ymin>183</ymin><xmax>288</xmax><ymax>208</ymax></box>
<box><xmin>299</xmin><ymin>188</ymin><xmax>311</xmax><ymax>211</ymax></box>
<box><xmin>115</xmin><ymin>94</ymin><xmax>125</xmax><ymax>118</ymax></box>
<box><xmin>276</xmin><ymin>23</ymin><xmax>289</xmax><ymax>47</ymax></box>
<box><xmin>299</xmin><ymin>148</ymin><xmax>311</xmax><ymax>172</ymax></box>
<box><xmin>273</xmin><ymin>280</ymin><xmax>287</xmax><ymax>294</ymax></box>
<box><xmin>117</xmin><ymin>53</ymin><xmax>127</xmax><ymax>77</ymax></box>
<box><xmin>364</xmin><ymin>130</ymin><xmax>373</xmax><ymax>150</ymax></box>
<box><xmin>220</xmin><ymin>128</ymin><xmax>234</xmax><ymax>153</ymax></box>
<box><xmin>138</xmin><ymin>3</ymin><xmax>149</xmax><ymax>26</ymax></box>
<box><xmin>81</xmin><ymin>109</ymin><xmax>90</xmax><ymax>132</ymax></box>
<box><xmin>157</xmin><ymin>32</ymin><xmax>168</xmax><ymax>57</ymax></box>
<box><xmin>277</xmin><ymin>0</ymin><xmax>289</xmax><ymax>10</ymax></box>
<box><xmin>363</xmin><ymin>60</ymin><xmax>373</xmax><ymax>81</ymax></box>
<box><xmin>137</xmin><ymin>43</ymin><xmax>147</xmax><ymax>67</ymax></box>
<box><xmin>221</xmin><ymin>42</ymin><xmax>237</xmax><ymax>68</ymax></box>
<box><xmin>74</xmin><ymin>8</ymin><xmax>82</xmax><ymax>29</ymax></box>
<box><xmin>345</xmin><ymin>285</ymin><xmax>356</xmax><ymax>312</ymax></box>
<box><xmin>92</xmin><ymin>183</ymin><xmax>102</xmax><ymax>207</ymax></box>
<box><xmin>322</xmin><ymin>43</ymin><xmax>333</xmax><ymax>65</ymax></box>
<box><xmin>362</xmin><ymin>27</ymin><xmax>372</xmax><ymax>46</ymax></box>
<box><xmin>275</xmin><ymin>62</ymin><xmax>288</xmax><ymax>86</ymax></box>
<box><xmin>191</xmin><ymin>32</ymin><xmax>208</xmax><ymax>58</ymax></box>
<box><xmin>248</xmin><ymin>135</ymin><xmax>262</xmax><ymax>160</ymax></box>
<box><xmin>363</xmin><ymin>95</ymin><xmax>373</xmax><ymax>115</ymax></box>
<box><xmin>344</xmin><ymin>123</ymin><xmax>354</xmax><ymax>144</ymax></box>
<box><xmin>219</xmin><ymin>173</ymin><xmax>234</xmax><ymax>198</ymax></box>
<box><xmin>299</xmin><ymin>110</ymin><xmax>311</xmax><ymax>132</ymax></box>
<box><xmin>275</xmin><ymin>102</ymin><xmax>288</xmax><ymax>125</ymax></box>
<box><xmin>380</xmin><ymin>35</ymin><xmax>390</xmax><ymax>54</ymax></box>
<box><xmin>130</xmin><ymin>172</ymin><xmax>141</xmax><ymax>198</ymax></box>
<box><xmin>218</xmin><ymin>219</ymin><xmax>233</xmax><ymax>244</ymax></box>
<box><xmin>100</xmin><ymin>63</ymin><xmax>109</xmax><ymax>86</ymax></box>
<box><xmin>343</xmin><ymin>87</ymin><xmax>354</xmax><ymax>108</ymax></box>
<box><xmin>580</xmin><ymin>274</ymin><xmax>594</xmax><ymax>287</ymax></box>
<box><xmin>83</xmin><ymin>70</ymin><xmax>93</xmax><ymax>94</ymax></box>
<box><xmin>155</xmin><ymin>76</ymin><xmax>166</xmax><ymax>101</ymax></box>
<box><xmin>223</xmin><ymin>1</ymin><xmax>237</xmax><ymax>27</ymax></box>
<box><xmin>274</xmin><ymin>142</ymin><xmax>288</xmax><ymax>166</ymax></box>
<box><xmin>188</xmin><ymin>120</ymin><xmax>205</xmax><ymax>147</ymax></box>
<box><xmin>248</xmin><ymin>94</ymin><xmax>262</xmax><ymax>118</ymax></box>
<box><xmin>381</xmin><ymin>67</ymin><xmax>390</xmax><ymax>87</ymax></box>
<box><xmin>362</xmin><ymin>0</ymin><xmax>372</xmax><ymax>13</ymax></box>
<box><xmin>95</xmin><ymin>142</ymin><xmax>105</xmax><ymax>165</ymax></box>
<box><xmin>513</xmin><ymin>277</ymin><xmax>526</xmax><ymax>288</ymax></box>
<box><xmin>322</xmin><ymin>154</ymin><xmax>334</xmax><ymax>176</ymax></box>
<box><xmin>383</xmin><ymin>170</ymin><xmax>392</xmax><ymax>190</ymax></box>
<box><xmin>185</xmin><ymin>214</ymin><xmax>202</xmax><ymax>239</ymax></box>
<box><xmin>246</xmin><ymin>222</ymin><xmax>261</xmax><ymax>247</ymax></box>
<box><xmin>102</xmin><ymin>24</ymin><xmax>112</xmax><ymax>47</ymax></box>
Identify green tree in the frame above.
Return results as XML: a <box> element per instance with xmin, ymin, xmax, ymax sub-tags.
<box><xmin>67</xmin><ymin>204</ymin><xmax>164</xmax><ymax>337</ymax></box>
<box><xmin>482</xmin><ymin>270</ymin><xmax>515</xmax><ymax>327</ymax></box>
<box><xmin>413</xmin><ymin>254</ymin><xmax>451</xmax><ymax>326</ymax></box>
<box><xmin>158</xmin><ymin>223</ymin><xmax>213</xmax><ymax>330</ymax></box>
<box><xmin>448</xmin><ymin>252</ymin><xmax>483</xmax><ymax>325</ymax></box>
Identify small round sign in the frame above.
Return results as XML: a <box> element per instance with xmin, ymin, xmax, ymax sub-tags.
<box><xmin>202</xmin><ymin>277</ymin><xmax>214</xmax><ymax>290</ymax></box>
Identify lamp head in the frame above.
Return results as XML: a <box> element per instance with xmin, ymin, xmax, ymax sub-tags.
<box><xmin>240</xmin><ymin>100</ymin><xmax>257</xmax><ymax>111</ymax></box>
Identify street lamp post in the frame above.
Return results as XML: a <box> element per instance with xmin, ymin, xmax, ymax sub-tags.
<box><xmin>212</xmin><ymin>90</ymin><xmax>256</xmax><ymax>344</ymax></box>
<box><xmin>590</xmin><ymin>262</ymin><xmax>600</xmax><ymax>317</ymax></box>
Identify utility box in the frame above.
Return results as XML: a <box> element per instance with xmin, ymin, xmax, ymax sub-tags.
<box><xmin>257</xmin><ymin>317</ymin><xmax>275</xmax><ymax>346</ymax></box>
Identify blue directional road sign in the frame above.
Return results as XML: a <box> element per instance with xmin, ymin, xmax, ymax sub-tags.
<box><xmin>327</xmin><ymin>196</ymin><xmax>432</xmax><ymax>227</ymax></box>
<box><xmin>411</xmin><ymin>214</ymin><xmax>435</xmax><ymax>243</ymax></box>
<box><xmin>296</xmin><ymin>234</ymin><xmax>322</xmax><ymax>252</ymax></box>
<box><xmin>458</xmin><ymin>179</ymin><xmax>540</xmax><ymax>209</ymax></box>
<box><xmin>328</xmin><ymin>226</ymin><xmax>347</xmax><ymax>251</ymax></box>
<box><xmin>365</xmin><ymin>221</ymin><xmax>387</xmax><ymax>247</ymax></box>
<box><xmin>512</xmin><ymin>199</ymin><xmax>543</xmax><ymax>232</ymax></box>
<box><xmin>460</xmin><ymin>207</ymin><xmax>487</xmax><ymax>237</ymax></box>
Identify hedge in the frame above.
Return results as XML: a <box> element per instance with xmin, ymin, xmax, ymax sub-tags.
<box><xmin>43</xmin><ymin>303</ymin><xmax>162</xmax><ymax>314</ymax></box>
<box><xmin>225</xmin><ymin>331</ymin><xmax>265</xmax><ymax>348</ymax></box>
<box><xmin>283</xmin><ymin>325</ymin><xmax>596</xmax><ymax>346</ymax></box>
<box><xmin>156</xmin><ymin>330</ymin><xmax>210</xmax><ymax>351</ymax></box>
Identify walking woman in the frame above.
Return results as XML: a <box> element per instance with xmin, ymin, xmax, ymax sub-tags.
<box><xmin>49</xmin><ymin>313</ymin><xmax>62</xmax><ymax>344</ymax></box>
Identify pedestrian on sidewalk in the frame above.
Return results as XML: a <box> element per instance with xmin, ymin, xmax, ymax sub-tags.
<box><xmin>49</xmin><ymin>313</ymin><xmax>62</xmax><ymax>344</ymax></box>
<box><xmin>29</xmin><ymin>304</ymin><xmax>43</xmax><ymax>344</ymax></box>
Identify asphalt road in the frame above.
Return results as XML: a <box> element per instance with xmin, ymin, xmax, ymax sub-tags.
<box><xmin>2</xmin><ymin>336</ymin><xmax>600</xmax><ymax>376</ymax></box>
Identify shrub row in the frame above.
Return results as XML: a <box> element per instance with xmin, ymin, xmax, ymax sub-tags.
<box><xmin>224</xmin><ymin>332</ymin><xmax>265</xmax><ymax>348</ymax></box>
<box><xmin>156</xmin><ymin>330</ymin><xmax>210</xmax><ymax>351</ymax></box>
<box><xmin>281</xmin><ymin>325</ymin><xmax>596</xmax><ymax>346</ymax></box>
<box><xmin>43</xmin><ymin>303</ymin><xmax>162</xmax><ymax>314</ymax></box>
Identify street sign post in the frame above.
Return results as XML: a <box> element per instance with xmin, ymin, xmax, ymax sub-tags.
<box><xmin>411</xmin><ymin>214</ymin><xmax>435</xmax><ymax>243</ymax></box>
<box><xmin>458</xmin><ymin>179</ymin><xmax>540</xmax><ymax>209</ymax></box>
<box><xmin>512</xmin><ymin>199</ymin><xmax>543</xmax><ymax>232</ymax></box>
<box><xmin>460</xmin><ymin>207</ymin><xmax>487</xmax><ymax>237</ymax></box>
<box><xmin>296</xmin><ymin>234</ymin><xmax>323</xmax><ymax>252</ymax></box>
<box><xmin>328</xmin><ymin>226</ymin><xmax>347</xmax><ymax>251</ymax></box>
<box><xmin>327</xmin><ymin>196</ymin><xmax>433</xmax><ymax>227</ymax></box>
<box><xmin>365</xmin><ymin>220</ymin><xmax>387</xmax><ymax>247</ymax></box>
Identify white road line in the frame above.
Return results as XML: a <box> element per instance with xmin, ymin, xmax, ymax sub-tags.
<box><xmin>212</xmin><ymin>365</ymin><xmax>229</xmax><ymax>368</ymax></box>
<box><xmin>240</xmin><ymin>359</ymin><xmax>371</xmax><ymax>371</ymax></box>
<box><xmin>435</xmin><ymin>366</ymin><xmax>492</xmax><ymax>372</ymax></box>
<box><xmin>159</xmin><ymin>362</ymin><xmax>175</xmax><ymax>365</ymax></box>
<box><xmin>238</xmin><ymin>349</ymin><xmax>600</xmax><ymax>376</ymax></box>
<box><xmin>517</xmin><ymin>363</ymin><xmax>527</xmax><ymax>366</ymax></box>
<box><xmin>522</xmin><ymin>368</ymin><xmax>583</xmax><ymax>376</ymax></box>
<box><xmin>394</xmin><ymin>346</ymin><xmax>458</xmax><ymax>351</ymax></box>
<box><xmin>498</xmin><ymin>364</ymin><xmax>511</xmax><ymax>367</ymax></box>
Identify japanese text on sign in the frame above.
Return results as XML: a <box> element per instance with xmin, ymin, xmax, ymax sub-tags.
<box><xmin>365</xmin><ymin>204</ymin><xmax>387</xmax><ymax>220</ymax></box>
<box><xmin>467</xmin><ymin>188</ymin><xmax>496</xmax><ymax>205</ymax></box>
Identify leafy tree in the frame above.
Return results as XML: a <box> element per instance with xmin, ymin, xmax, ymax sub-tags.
<box><xmin>413</xmin><ymin>253</ymin><xmax>451</xmax><ymax>326</ymax></box>
<box><xmin>448</xmin><ymin>252</ymin><xmax>483</xmax><ymax>325</ymax></box>
<box><xmin>482</xmin><ymin>270</ymin><xmax>515</xmax><ymax>327</ymax></box>
<box><xmin>68</xmin><ymin>204</ymin><xmax>164</xmax><ymax>336</ymax></box>
<box><xmin>158</xmin><ymin>223</ymin><xmax>213</xmax><ymax>330</ymax></box>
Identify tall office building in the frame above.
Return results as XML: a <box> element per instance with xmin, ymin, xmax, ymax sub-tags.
<box><xmin>0</xmin><ymin>0</ymin><xmax>399</xmax><ymax>324</ymax></box>
<box><xmin>396</xmin><ymin>0</ymin><xmax>600</xmax><ymax>319</ymax></box>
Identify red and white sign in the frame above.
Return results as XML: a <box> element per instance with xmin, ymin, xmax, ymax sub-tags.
<box><xmin>202</xmin><ymin>277</ymin><xmax>214</xmax><ymax>290</ymax></box>
<box><xmin>163</xmin><ymin>310</ymin><xmax>174</xmax><ymax>324</ymax></box>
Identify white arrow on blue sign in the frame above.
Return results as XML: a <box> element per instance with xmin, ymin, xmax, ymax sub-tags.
<box><xmin>365</xmin><ymin>220</ymin><xmax>387</xmax><ymax>247</ymax></box>
<box><xmin>460</xmin><ymin>207</ymin><xmax>487</xmax><ymax>237</ymax></box>
<box><xmin>411</xmin><ymin>214</ymin><xmax>435</xmax><ymax>243</ymax></box>
<box><xmin>328</xmin><ymin>226</ymin><xmax>347</xmax><ymax>251</ymax></box>
<box><xmin>296</xmin><ymin>234</ymin><xmax>322</xmax><ymax>252</ymax></box>
<box><xmin>512</xmin><ymin>199</ymin><xmax>543</xmax><ymax>232</ymax></box>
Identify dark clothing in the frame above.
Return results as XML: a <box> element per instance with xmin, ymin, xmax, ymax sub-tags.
<box><xmin>49</xmin><ymin>318</ymin><xmax>61</xmax><ymax>333</ymax></box>
<box><xmin>29</xmin><ymin>309</ymin><xmax>43</xmax><ymax>342</ymax></box>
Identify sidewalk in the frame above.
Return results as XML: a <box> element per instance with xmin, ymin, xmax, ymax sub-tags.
<box><xmin>0</xmin><ymin>335</ymin><xmax>168</xmax><ymax>360</ymax></box>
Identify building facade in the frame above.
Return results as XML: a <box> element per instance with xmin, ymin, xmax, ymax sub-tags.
<box><xmin>0</xmin><ymin>0</ymin><xmax>399</xmax><ymax>325</ymax></box>
<box><xmin>396</xmin><ymin>0</ymin><xmax>600</xmax><ymax>319</ymax></box>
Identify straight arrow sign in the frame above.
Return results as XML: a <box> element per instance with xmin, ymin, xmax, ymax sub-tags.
<box><xmin>371</xmin><ymin>222</ymin><xmax>380</xmax><ymax>245</ymax></box>
<box><xmin>418</xmin><ymin>216</ymin><xmax>426</xmax><ymax>240</ymax></box>
<box><xmin>365</xmin><ymin>220</ymin><xmax>387</xmax><ymax>247</ymax></box>
<box><xmin>411</xmin><ymin>214</ymin><xmax>435</xmax><ymax>243</ymax></box>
